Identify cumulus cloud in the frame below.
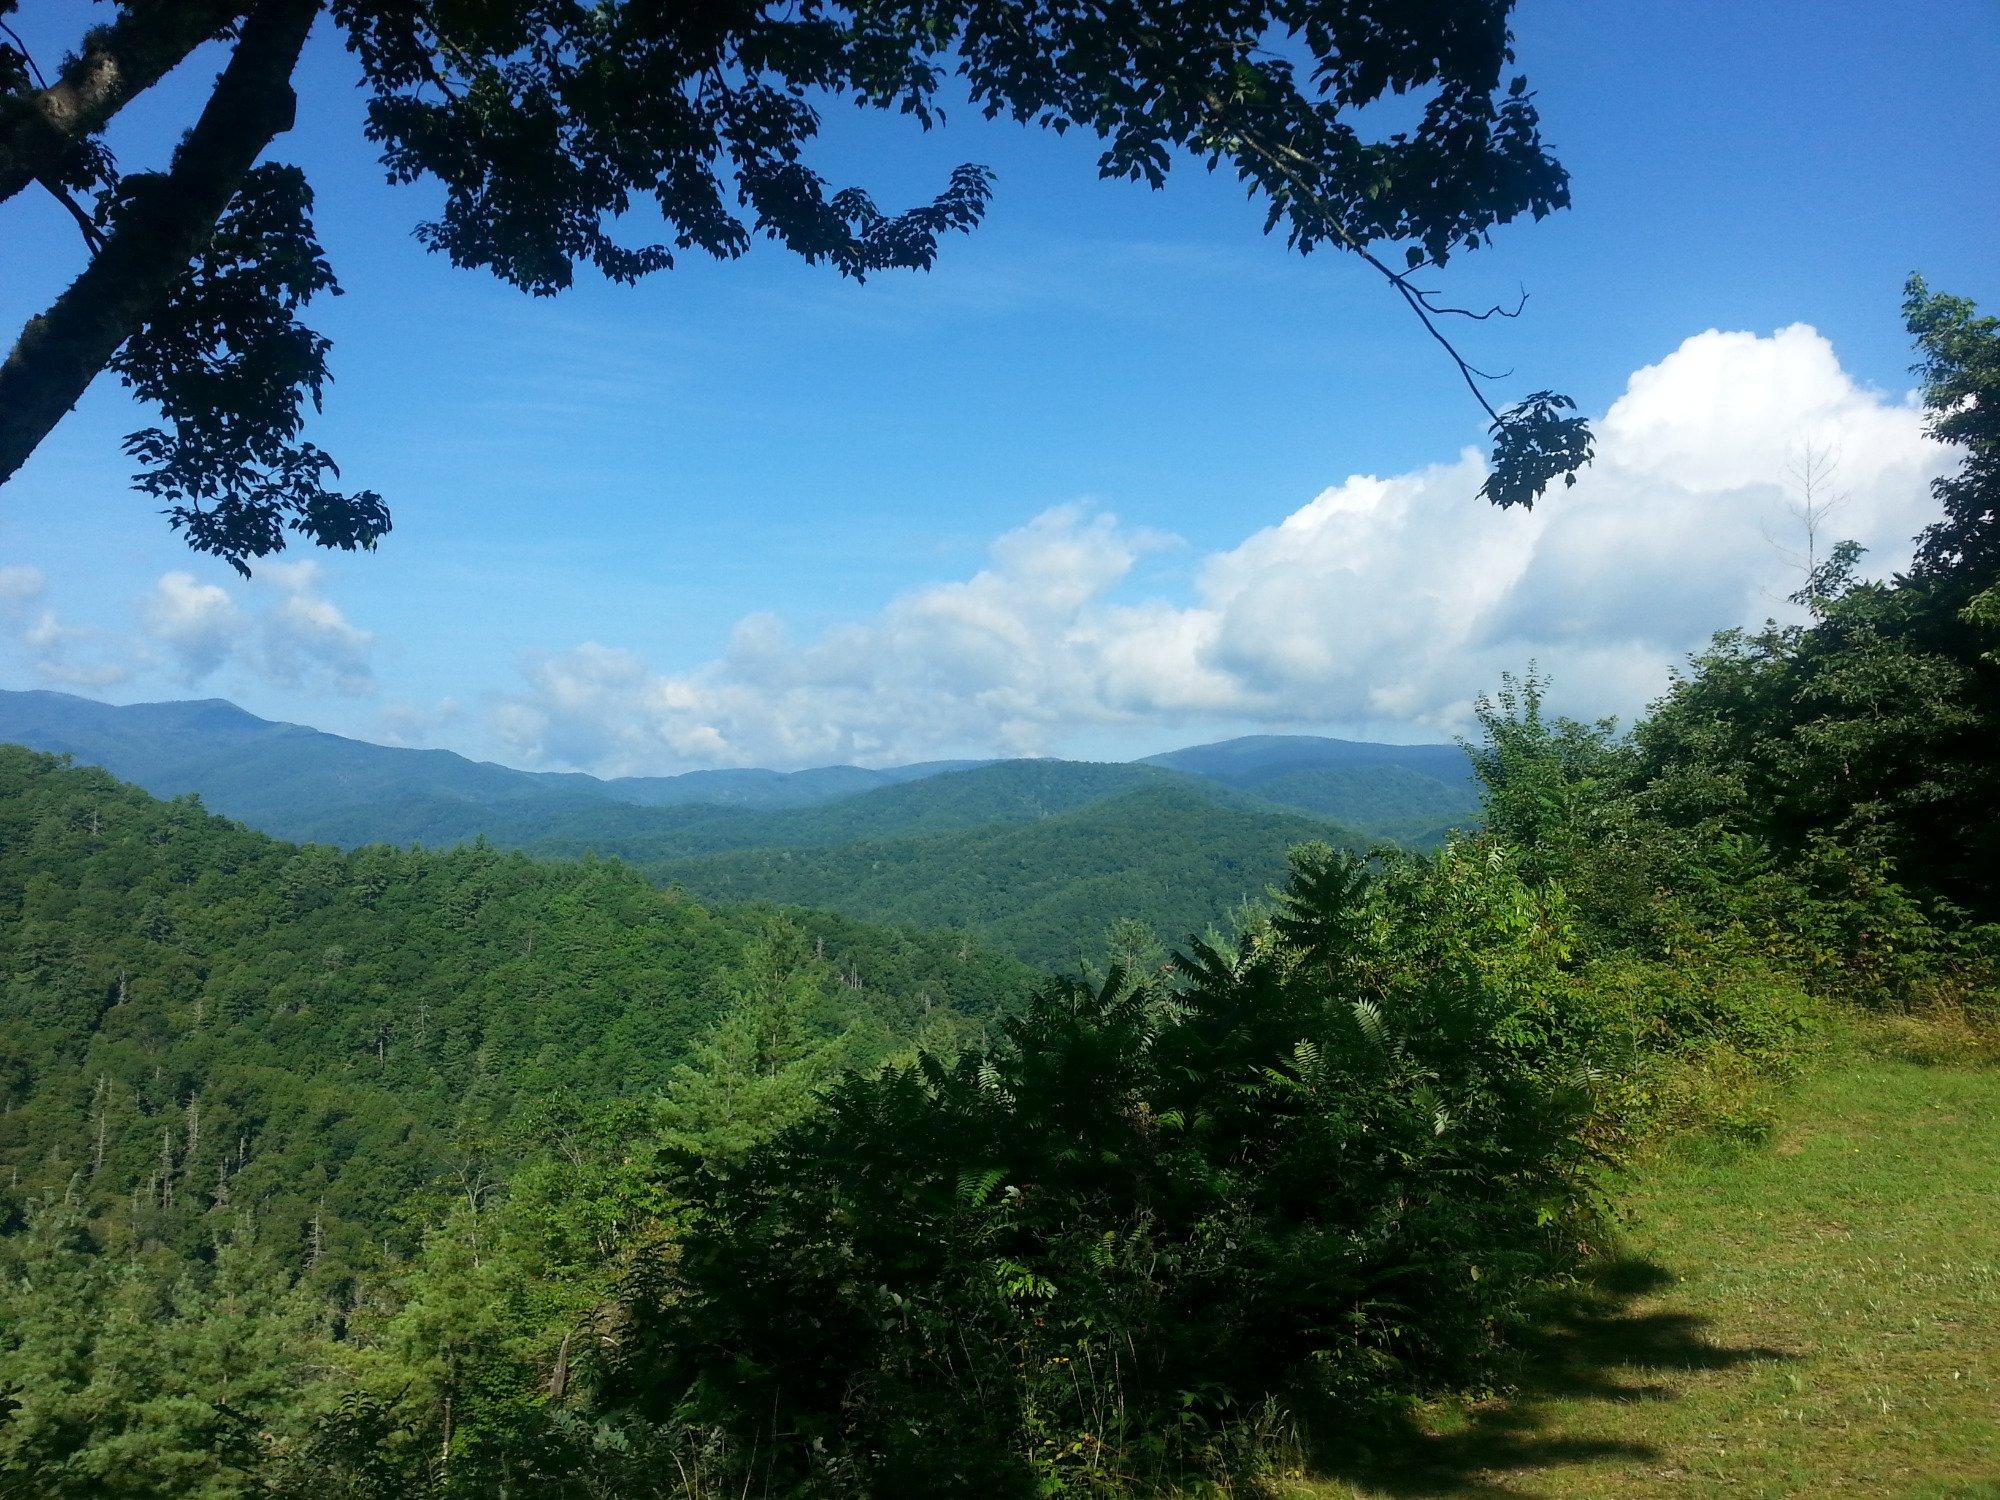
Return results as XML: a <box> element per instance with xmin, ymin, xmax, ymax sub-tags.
<box><xmin>495</xmin><ymin>324</ymin><xmax>1949</xmax><ymax>774</ymax></box>
<box><xmin>257</xmin><ymin>562</ymin><xmax>374</xmax><ymax>692</ymax></box>
<box><xmin>2</xmin><ymin>563</ymin><xmax>131</xmax><ymax>685</ymax></box>
<box><xmin>137</xmin><ymin>561</ymin><xmax>374</xmax><ymax>694</ymax></box>
<box><xmin>377</xmin><ymin>697</ymin><xmax>465</xmax><ymax>747</ymax></box>
<box><xmin>497</xmin><ymin>507</ymin><xmax>1182</xmax><ymax>771</ymax></box>
<box><xmin>0</xmin><ymin>565</ymin><xmax>44</xmax><ymax>612</ymax></box>
<box><xmin>17</xmin><ymin>609</ymin><xmax>131</xmax><ymax>689</ymax></box>
<box><xmin>145</xmin><ymin>571</ymin><xmax>241</xmax><ymax>684</ymax></box>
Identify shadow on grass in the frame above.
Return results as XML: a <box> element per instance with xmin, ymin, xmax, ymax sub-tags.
<box><xmin>1303</xmin><ymin>1256</ymin><xmax>1793</xmax><ymax>1498</ymax></box>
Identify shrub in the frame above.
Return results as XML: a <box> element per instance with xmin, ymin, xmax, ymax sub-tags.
<box><xmin>594</xmin><ymin>845</ymin><xmax>1613</xmax><ymax>1495</ymax></box>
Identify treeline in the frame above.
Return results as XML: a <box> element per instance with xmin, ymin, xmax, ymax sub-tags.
<box><xmin>1</xmin><ymin>280</ymin><xmax>1995</xmax><ymax>1495</ymax></box>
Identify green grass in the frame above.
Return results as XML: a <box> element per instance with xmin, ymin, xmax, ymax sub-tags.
<box><xmin>1291</xmin><ymin>1031</ymin><xmax>2000</xmax><ymax>1498</ymax></box>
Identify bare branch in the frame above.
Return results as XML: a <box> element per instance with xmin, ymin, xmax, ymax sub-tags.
<box><xmin>0</xmin><ymin>19</ymin><xmax>51</xmax><ymax>91</ymax></box>
<box><xmin>1763</xmin><ymin>430</ymin><xmax>1852</xmax><ymax>612</ymax></box>
<box><xmin>1214</xmin><ymin>112</ymin><xmax>1513</xmax><ymax>425</ymax></box>
<box><xmin>39</xmin><ymin>176</ymin><xmax>106</xmax><ymax>252</ymax></box>
<box><xmin>1413</xmin><ymin>285</ymin><xmax>1529</xmax><ymax>322</ymax></box>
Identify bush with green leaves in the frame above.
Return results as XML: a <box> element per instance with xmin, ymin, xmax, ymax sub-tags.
<box><xmin>1632</xmin><ymin>279</ymin><xmax>2000</xmax><ymax>930</ymax></box>
<box><xmin>591</xmin><ymin>842</ymin><xmax>1611</xmax><ymax>1496</ymax></box>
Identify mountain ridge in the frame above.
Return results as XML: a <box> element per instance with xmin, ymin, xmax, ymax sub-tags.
<box><xmin>0</xmin><ymin>689</ymin><xmax>1475</xmax><ymax>824</ymax></box>
<box><xmin>0</xmin><ymin>691</ymin><xmax>1482</xmax><ymax>905</ymax></box>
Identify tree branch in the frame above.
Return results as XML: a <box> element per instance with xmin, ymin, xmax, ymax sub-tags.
<box><xmin>1214</xmin><ymin>110</ymin><xmax>1515</xmax><ymax>425</ymax></box>
<box><xmin>39</xmin><ymin>176</ymin><xmax>105</xmax><ymax>252</ymax></box>
<box><xmin>0</xmin><ymin>19</ymin><xmax>51</xmax><ymax>90</ymax></box>
<box><xmin>0</xmin><ymin>0</ymin><xmax>320</xmax><ymax>489</ymax></box>
<box><xmin>1413</xmin><ymin>286</ymin><xmax>1528</xmax><ymax>322</ymax></box>
<box><xmin>0</xmin><ymin>0</ymin><xmax>245</xmax><ymax>208</ymax></box>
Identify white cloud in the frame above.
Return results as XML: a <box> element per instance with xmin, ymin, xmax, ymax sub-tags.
<box><xmin>0</xmin><ymin>565</ymin><xmax>44</xmax><ymax>612</ymax></box>
<box><xmin>377</xmin><ymin>697</ymin><xmax>464</xmax><ymax>747</ymax></box>
<box><xmin>491</xmin><ymin>323</ymin><xmax>1949</xmax><ymax>773</ymax></box>
<box><xmin>135</xmin><ymin>560</ymin><xmax>375</xmax><ymax>694</ymax></box>
<box><xmin>3</xmin><ymin>566</ymin><xmax>130</xmax><ymax>687</ymax></box>
<box><xmin>145</xmin><ymin>571</ymin><xmax>241</xmax><ymax>684</ymax></box>
<box><xmin>19</xmin><ymin>609</ymin><xmax>130</xmax><ymax>689</ymax></box>
<box><xmin>257</xmin><ymin>562</ymin><xmax>374</xmax><ymax>693</ymax></box>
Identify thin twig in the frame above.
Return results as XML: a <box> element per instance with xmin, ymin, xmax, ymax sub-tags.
<box><xmin>1413</xmin><ymin>285</ymin><xmax>1529</xmax><ymax>322</ymax></box>
<box><xmin>1213</xmin><ymin>106</ymin><xmax>1515</xmax><ymax>426</ymax></box>
<box><xmin>40</xmin><ymin>176</ymin><xmax>106</xmax><ymax>252</ymax></box>
<box><xmin>0</xmin><ymin>19</ymin><xmax>50</xmax><ymax>89</ymax></box>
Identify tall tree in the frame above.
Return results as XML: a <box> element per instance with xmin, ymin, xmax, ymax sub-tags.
<box><xmin>1632</xmin><ymin>281</ymin><xmax>2000</xmax><ymax>921</ymax></box>
<box><xmin>2</xmin><ymin>0</ymin><xmax>1590</xmax><ymax>572</ymax></box>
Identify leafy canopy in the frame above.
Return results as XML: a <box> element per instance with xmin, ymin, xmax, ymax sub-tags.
<box><xmin>1</xmin><ymin>0</ymin><xmax>1589</xmax><ymax>570</ymax></box>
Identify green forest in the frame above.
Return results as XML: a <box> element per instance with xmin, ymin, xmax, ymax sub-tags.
<box><xmin>1</xmin><ymin>0</ymin><xmax>1996</xmax><ymax>1490</ymax></box>
<box><xmin>0</xmin><ymin>283</ymin><xmax>1993</xmax><ymax>1496</ymax></box>
<box><xmin>0</xmin><ymin>695</ymin><xmax>1479</xmax><ymax>967</ymax></box>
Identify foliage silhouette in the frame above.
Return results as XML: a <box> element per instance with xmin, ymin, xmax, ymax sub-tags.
<box><xmin>2</xmin><ymin>0</ymin><xmax>1589</xmax><ymax>559</ymax></box>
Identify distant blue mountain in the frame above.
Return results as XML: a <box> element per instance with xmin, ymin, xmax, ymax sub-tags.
<box><xmin>1142</xmin><ymin>734</ymin><xmax>1479</xmax><ymax>844</ymax></box>
<box><xmin>1143</xmin><ymin>731</ymin><xmax>1473</xmax><ymax>785</ymax></box>
<box><xmin>0</xmin><ymin>689</ymin><xmax>981</xmax><ymax>843</ymax></box>
<box><xmin>0</xmin><ymin>690</ymin><xmax>1485</xmax><ymax>962</ymax></box>
<box><xmin>599</xmin><ymin>759</ymin><xmax>990</xmax><ymax>810</ymax></box>
<box><xmin>0</xmin><ymin>689</ymin><xmax>1480</xmax><ymax>852</ymax></box>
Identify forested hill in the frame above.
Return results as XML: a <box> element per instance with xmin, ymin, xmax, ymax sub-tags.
<box><xmin>515</xmin><ymin>758</ymin><xmax>1194</xmax><ymax>860</ymax></box>
<box><xmin>1143</xmin><ymin>733</ymin><xmax>1479</xmax><ymax>844</ymax></box>
<box><xmin>0</xmin><ymin>689</ymin><xmax>1478</xmax><ymax>845</ymax></box>
<box><xmin>445</xmin><ymin>763</ymin><xmax>1376</xmax><ymax>966</ymax></box>
<box><xmin>647</xmin><ymin>783</ymin><xmax>1344</xmax><ymax>968</ymax></box>
<box><xmin>0</xmin><ymin>747</ymin><xmax>1035</xmax><ymax>1282</ymax></box>
<box><xmin>0</xmin><ymin>692</ymin><xmax>1476</xmax><ymax>964</ymax></box>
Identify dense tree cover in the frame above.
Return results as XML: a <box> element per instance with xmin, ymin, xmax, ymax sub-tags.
<box><xmin>649</xmin><ymin>783</ymin><xmax>1361</xmax><ymax>968</ymax></box>
<box><xmin>243</xmin><ymin>791</ymin><xmax>1855</xmax><ymax>1498</ymax></box>
<box><xmin>525</xmin><ymin>761</ymin><xmax>1204</xmax><ymax>861</ymax></box>
<box><xmin>1140</xmin><ymin>734</ymin><xmax>1481</xmax><ymax>846</ymax></box>
<box><xmin>1471</xmin><ymin>279</ymin><xmax>2000</xmax><ymax>994</ymax></box>
<box><xmin>2</xmin><ymin>0</ymin><xmax>1587</xmax><ymax>559</ymax></box>
<box><xmin>1229</xmin><ymin>764</ymin><xmax>1479</xmax><ymax>846</ymax></box>
<box><xmin>0</xmin><ymin>286</ymin><xmax>1992</xmax><ymax>1500</ymax></box>
<box><xmin>600</xmin><ymin>844</ymin><xmax>1611</xmax><ymax>1495</ymax></box>
<box><xmin>0</xmin><ymin>745</ymin><xmax>1033</xmax><ymax>1290</ymax></box>
<box><xmin>1628</xmin><ymin>280</ymin><xmax>2000</xmax><ymax>927</ymax></box>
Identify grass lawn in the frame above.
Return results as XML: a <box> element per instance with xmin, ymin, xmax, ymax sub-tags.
<box><xmin>1291</xmin><ymin>1029</ymin><xmax>2000</xmax><ymax>1498</ymax></box>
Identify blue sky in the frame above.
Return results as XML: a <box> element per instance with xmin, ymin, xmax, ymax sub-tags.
<box><xmin>2</xmin><ymin>0</ymin><xmax>1997</xmax><ymax>771</ymax></box>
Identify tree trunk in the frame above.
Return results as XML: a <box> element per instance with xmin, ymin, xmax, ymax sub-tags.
<box><xmin>0</xmin><ymin>0</ymin><xmax>317</xmax><ymax>489</ymax></box>
<box><xmin>0</xmin><ymin>0</ymin><xmax>245</xmax><ymax>207</ymax></box>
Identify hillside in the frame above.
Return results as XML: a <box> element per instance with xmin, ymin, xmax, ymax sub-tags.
<box><xmin>0</xmin><ymin>747</ymin><xmax>1036</xmax><ymax>1280</ymax></box>
<box><xmin>647</xmin><ymin>783</ymin><xmax>1357</xmax><ymax>967</ymax></box>
<box><xmin>1144</xmin><ymin>733</ymin><xmax>1481</xmax><ymax>842</ymax></box>
<box><xmin>517</xmin><ymin>758</ymin><xmax>1192</xmax><ymax>860</ymax></box>
<box><xmin>601</xmin><ymin>758</ymin><xmax>988</xmax><ymax>809</ymax></box>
